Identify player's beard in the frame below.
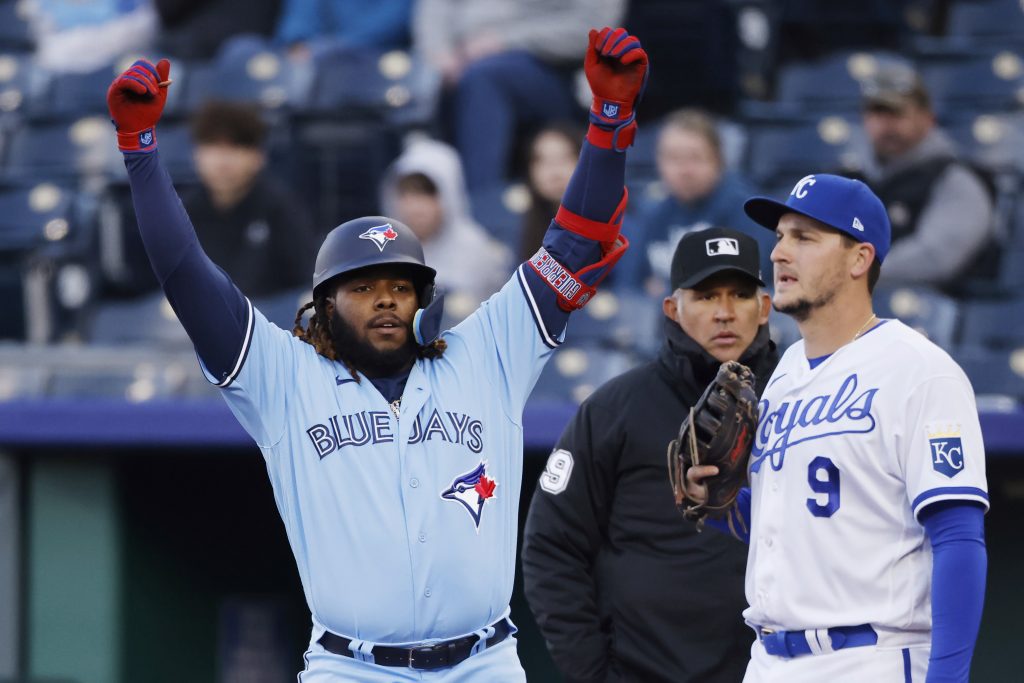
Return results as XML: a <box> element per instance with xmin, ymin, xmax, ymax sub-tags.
<box><xmin>329</xmin><ymin>311</ymin><xmax>418</xmax><ymax>378</ymax></box>
<box><xmin>773</xmin><ymin>286</ymin><xmax>837</xmax><ymax>322</ymax></box>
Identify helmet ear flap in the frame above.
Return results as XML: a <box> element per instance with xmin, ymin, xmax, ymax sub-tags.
<box><xmin>414</xmin><ymin>290</ymin><xmax>446</xmax><ymax>345</ymax></box>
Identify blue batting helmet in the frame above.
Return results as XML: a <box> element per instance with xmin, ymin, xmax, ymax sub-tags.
<box><xmin>312</xmin><ymin>216</ymin><xmax>444</xmax><ymax>345</ymax></box>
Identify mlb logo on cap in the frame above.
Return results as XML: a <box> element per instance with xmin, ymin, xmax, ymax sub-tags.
<box><xmin>743</xmin><ymin>173</ymin><xmax>892</xmax><ymax>263</ymax></box>
<box><xmin>706</xmin><ymin>238</ymin><xmax>739</xmax><ymax>256</ymax></box>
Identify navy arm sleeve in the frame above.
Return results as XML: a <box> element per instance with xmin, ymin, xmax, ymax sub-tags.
<box><xmin>704</xmin><ymin>486</ymin><xmax>752</xmax><ymax>543</ymax></box>
<box><xmin>522</xmin><ymin>399</ymin><xmax>621</xmax><ymax>682</ymax></box>
<box><xmin>125</xmin><ymin>151</ymin><xmax>252</xmax><ymax>386</ymax></box>
<box><xmin>518</xmin><ymin>140</ymin><xmax>626</xmax><ymax>345</ymax></box>
<box><xmin>920</xmin><ymin>501</ymin><xmax>987</xmax><ymax>683</ymax></box>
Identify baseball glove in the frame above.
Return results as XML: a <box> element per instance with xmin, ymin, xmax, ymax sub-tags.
<box><xmin>667</xmin><ymin>361</ymin><xmax>758</xmax><ymax>523</ymax></box>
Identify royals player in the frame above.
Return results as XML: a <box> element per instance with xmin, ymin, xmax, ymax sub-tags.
<box><xmin>106</xmin><ymin>28</ymin><xmax>648</xmax><ymax>681</ymax></box>
<box><xmin>684</xmin><ymin>174</ymin><xmax>988</xmax><ymax>682</ymax></box>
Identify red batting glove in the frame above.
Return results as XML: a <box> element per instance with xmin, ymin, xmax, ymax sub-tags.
<box><xmin>584</xmin><ymin>27</ymin><xmax>649</xmax><ymax>151</ymax></box>
<box><xmin>106</xmin><ymin>58</ymin><xmax>171</xmax><ymax>153</ymax></box>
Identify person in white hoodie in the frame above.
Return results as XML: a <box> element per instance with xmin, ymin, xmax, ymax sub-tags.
<box><xmin>381</xmin><ymin>138</ymin><xmax>513</xmax><ymax>320</ymax></box>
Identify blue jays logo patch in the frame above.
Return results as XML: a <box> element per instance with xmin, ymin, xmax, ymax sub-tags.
<box><xmin>441</xmin><ymin>461</ymin><xmax>497</xmax><ymax>531</ymax></box>
<box><xmin>359</xmin><ymin>223</ymin><xmax>399</xmax><ymax>252</ymax></box>
<box><xmin>930</xmin><ymin>436</ymin><xmax>965</xmax><ymax>478</ymax></box>
<box><xmin>601</xmin><ymin>102</ymin><xmax>620</xmax><ymax>118</ymax></box>
<box><xmin>139</xmin><ymin>130</ymin><xmax>153</xmax><ymax>146</ymax></box>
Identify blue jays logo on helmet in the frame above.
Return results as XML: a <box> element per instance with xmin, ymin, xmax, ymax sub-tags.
<box><xmin>440</xmin><ymin>461</ymin><xmax>498</xmax><ymax>531</ymax></box>
<box><xmin>359</xmin><ymin>223</ymin><xmax>400</xmax><ymax>252</ymax></box>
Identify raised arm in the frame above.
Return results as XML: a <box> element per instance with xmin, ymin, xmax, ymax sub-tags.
<box><xmin>107</xmin><ymin>60</ymin><xmax>252</xmax><ymax>386</ymax></box>
<box><xmin>518</xmin><ymin>27</ymin><xmax>649</xmax><ymax>345</ymax></box>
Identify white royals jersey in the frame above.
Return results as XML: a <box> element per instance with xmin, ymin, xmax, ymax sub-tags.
<box><xmin>205</xmin><ymin>272</ymin><xmax>557</xmax><ymax>646</ymax></box>
<box><xmin>744</xmin><ymin>320</ymin><xmax>988</xmax><ymax>642</ymax></box>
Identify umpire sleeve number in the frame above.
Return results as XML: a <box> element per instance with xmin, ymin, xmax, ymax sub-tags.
<box><xmin>539</xmin><ymin>449</ymin><xmax>574</xmax><ymax>495</ymax></box>
<box><xmin>806</xmin><ymin>456</ymin><xmax>841</xmax><ymax>517</ymax></box>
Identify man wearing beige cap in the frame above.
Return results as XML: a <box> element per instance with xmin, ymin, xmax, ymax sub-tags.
<box><xmin>853</xmin><ymin>62</ymin><xmax>994</xmax><ymax>294</ymax></box>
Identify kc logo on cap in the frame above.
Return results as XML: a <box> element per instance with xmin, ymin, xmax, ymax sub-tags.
<box><xmin>706</xmin><ymin>238</ymin><xmax>740</xmax><ymax>256</ymax></box>
<box><xmin>792</xmin><ymin>175</ymin><xmax>816</xmax><ymax>199</ymax></box>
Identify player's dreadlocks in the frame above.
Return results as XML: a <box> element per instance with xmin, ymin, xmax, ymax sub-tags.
<box><xmin>292</xmin><ymin>295</ymin><xmax>446</xmax><ymax>382</ymax></box>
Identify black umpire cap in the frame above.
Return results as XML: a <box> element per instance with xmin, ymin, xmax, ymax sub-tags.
<box><xmin>670</xmin><ymin>227</ymin><xmax>766</xmax><ymax>290</ymax></box>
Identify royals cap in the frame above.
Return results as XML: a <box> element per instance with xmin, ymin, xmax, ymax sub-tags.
<box><xmin>671</xmin><ymin>226</ymin><xmax>766</xmax><ymax>290</ymax></box>
<box><xmin>743</xmin><ymin>173</ymin><xmax>891</xmax><ymax>262</ymax></box>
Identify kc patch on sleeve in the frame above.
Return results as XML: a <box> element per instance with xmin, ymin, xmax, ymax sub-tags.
<box><xmin>927</xmin><ymin>424</ymin><xmax>965</xmax><ymax>478</ymax></box>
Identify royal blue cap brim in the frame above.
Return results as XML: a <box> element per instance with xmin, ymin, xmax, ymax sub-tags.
<box><xmin>744</xmin><ymin>196</ymin><xmax>818</xmax><ymax>233</ymax></box>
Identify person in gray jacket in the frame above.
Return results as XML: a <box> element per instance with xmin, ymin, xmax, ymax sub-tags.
<box><xmin>413</xmin><ymin>0</ymin><xmax>624</xmax><ymax>193</ymax></box>
<box><xmin>853</xmin><ymin>63</ymin><xmax>995</xmax><ymax>293</ymax></box>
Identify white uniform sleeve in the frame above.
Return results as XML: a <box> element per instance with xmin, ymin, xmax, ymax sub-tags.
<box><xmin>200</xmin><ymin>303</ymin><xmax>301</xmax><ymax>448</ymax></box>
<box><xmin>900</xmin><ymin>372</ymin><xmax>989</xmax><ymax>520</ymax></box>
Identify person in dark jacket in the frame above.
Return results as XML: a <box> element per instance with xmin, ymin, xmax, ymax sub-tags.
<box><xmin>522</xmin><ymin>227</ymin><xmax>779</xmax><ymax>683</ymax></box>
<box><xmin>183</xmin><ymin>100</ymin><xmax>317</xmax><ymax>298</ymax></box>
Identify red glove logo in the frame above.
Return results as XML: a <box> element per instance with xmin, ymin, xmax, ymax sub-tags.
<box><xmin>106</xmin><ymin>58</ymin><xmax>172</xmax><ymax>152</ymax></box>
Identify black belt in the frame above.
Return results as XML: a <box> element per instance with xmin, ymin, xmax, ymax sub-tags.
<box><xmin>318</xmin><ymin>618</ymin><xmax>513</xmax><ymax>670</ymax></box>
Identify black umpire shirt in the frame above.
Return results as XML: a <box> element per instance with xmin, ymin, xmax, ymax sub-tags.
<box><xmin>522</xmin><ymin>318</ymin><xmax>779</xmax><ymax>683</ymax></box>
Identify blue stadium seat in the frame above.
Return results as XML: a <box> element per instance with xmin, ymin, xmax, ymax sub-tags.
<box><xmin>947</xmin><ymin>0</ymin><xmax>1024</xmax><ymax>46</ymax></box>
<box><xmin>567</xmin><ymin>289</ymin><xmax>663</xmax><ymax>357</ymax></box>
<box><xmin>307</xmin><ymin>49</ymin><xmax>440</xmax><ymax>126</ymax></box>
<box><xmin>774</xmin><ymin>51</ymin><xmax>910</xmax><ymax>113</ymax></box>
<box><xmin>953</xmin><ymin>347</ymin><xmax>1024</xmax><ymax>400</ymax></box>
<box><xmin>0</xmin><ymin>1</ymin><xmax>32</xmax><ymax>52</ymax></box>
<box><xmin>0</xmin><ymin>182</ymin><xmax>76</xmax><ymax>250</ymax></box>
<box><xmin>468</xmin><ymin>183</ymin><xmax>528</xmax><ymax>247</ymax></box>
<box><xmin>253</xmin><ymin>287</ymin><xmax>310</xmax><ymax>330</ymax></box>
<box><xmin>744</xmin><ymin>116</ymin><xmax>869</xmax><ymax>185</ymax></box>
<box><xmin>182</xmin><ymin>46</ymin><xmax>301</xmax><ymax>113</ymax></box>
<box><xmin>0</xmin><ymin>52</ymin><xmax>49</xmax><ymax>121</ymax></box>
<box><xmin>920</xmin><ymin>51</ymin><xmax>1024</xmax><ymax>116</ymax></box>
<box><xmin>530</xmin><ymin>345</ymin><xmax>640</xmax><ymax>404</ymax></box>
<box><xmin>945</xmin><ymin>113</ymin><xmax>1024</xmax><ymax>173</ymax></box>
<box><xmin>874</xmin><ymin>286</ymin><xmax>960</xmax><ymax>349</ymax></box>
<box><xmin>87</xmin><ymin>292</ymin><xmax>192</xmax><ymax>348</ymax></box>
<box><xmin>958</xmin><ymin>298</ymin><xmax>1024</xmax><ymax>349</ymax></box>
<box><xmin>2</xmin><ymin>116</ymin><xmax>117</xmax><ymax>180</ymax></box>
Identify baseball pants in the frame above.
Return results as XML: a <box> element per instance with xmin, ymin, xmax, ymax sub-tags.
<box><xmin>744</xmin><ymin>638</ymin><xmax>929</xmax><ymax>682</ymax></box>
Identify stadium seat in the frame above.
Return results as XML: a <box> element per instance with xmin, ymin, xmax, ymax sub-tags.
<box><xmin>566</xmin><ymin>289</ymin><xmax>663</xmax><ymax>357</ymax></box>
<box><xmin>774</xmin><ymin>51</ymin><xmax>910</xmax><ymax>113</ymax></box>
<box><xmin>468</xmin><ymin>183</ymin><xmax>528</xmax><ymax>247</ymax></box>
<box><xmin>744</xmin><ymin>116</ymin><xmax>869</xmax><ymax>185</ymax></box>
<box><xmin>87</xmin><ymin>292</ymin><xmax>192</xmax><ymax>348</ymax></box>
<box><xmin>0</xmin><ymin>52</ymin><xmax>49</xmax><ymax>121</ymax></box>
<box><xmin>945</xmin><ymin>112</ymin><xmax>1024</xmax><ymax>173</ymax></box>
<box><xmin>953</xmin><ymin>346</ymin><xmax>1024</xmax><ymax>400</ymax></box>
<box><xmin>958</xmin><ymin>298</ymin><xmax>1024</xmax><ymax>349</ymax></box>
<box><xmin>946</xmin><ymin>0</ymin><xmax>1024</xmax><ymax>46</ymax></box>
<box><xmin>252</xmin><ymin>287</ymin><xmax>310</xmax><ymax>330</ymax></box>
<box><xmin>0</xmin><ymin>1</ymin><xmax>33</xmax><ymax>52</ymax></box>
<box><xmin>530</xmin><ymin>345</ymin><xmax>640</xmax><ymax>405</ymax></box>
<box><xmin>0</xmin><ymin>182</ymin><xmax>76</xmax><ymax>251</ymax></box>
<box><xmin>307</xmin><ymin>49</ymin><xmax>440</xmax><ymax>127</ymax></box>
<box><xmin>182</xmin><ymin>46</ymin><xmax>301</xmax><ymax>113</ymax></box>
<box><xmin>874</xmin><ymin>286</ymin><xmax>960</xmax><ymax>349</ymax></box>
<box><xmin>920</xmin><ymin>51</ymin><xmax>1024</xmax><ymax>116</ymax></box>
<box><xmin>2</xmin><ymin>116</ymin><xmax>119</xmax><ymax>180</ymax></box>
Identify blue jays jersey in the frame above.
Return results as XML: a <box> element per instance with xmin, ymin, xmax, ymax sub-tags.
<box><xmin>206</xmin><ymin>271</ymin><xmax>559</xmax><ymax>645</ymax></box>
<box><xmin>744</xmin><ymin>320</ymin><xmax>988</xmax><ymax>644</ymax></box>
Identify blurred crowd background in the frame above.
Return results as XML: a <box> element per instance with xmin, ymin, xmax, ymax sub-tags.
<box><xmin>2</xmin><ymin>1</ymin><xmax>1024</xmax><ymax>681</ymax></box>
<box><xmin>0</xmin><ymin>0</ymin><xmax>1023</xmax><ymax>403</ymax></box>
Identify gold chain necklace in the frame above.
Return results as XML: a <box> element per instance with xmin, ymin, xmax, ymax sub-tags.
<box><xmin>851</xmin><ymin>313</ymin><xmax>877</xmax><ymax>342</ymax></box>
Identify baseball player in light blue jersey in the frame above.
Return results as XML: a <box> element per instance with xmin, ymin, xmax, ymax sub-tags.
<box><xmin>682</xmin><ymin>175</ymin><xmax>988</xmax><ymax>682</ymax></box>
<box><xmin>106</xmin><ymin>27</ymin><xmax>649</xmax><ymax>681</ymax></box>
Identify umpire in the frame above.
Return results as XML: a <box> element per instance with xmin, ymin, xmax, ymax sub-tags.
<box><xmin>522</xmin><ymin>227</ymin><xmax>779</xmax><ymax>683</ymax></box>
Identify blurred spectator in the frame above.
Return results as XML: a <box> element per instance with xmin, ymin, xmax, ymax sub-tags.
<box><xmin>275</xmin><ymin>0</ymin><xmax>412</xmax><ymax>59</ymax></box>
<box><xmin>616</xmin><ymin>109</ymin><xmax>775</xmax><ymax>294</ymax></box>
<box><xmin>184</xmin><ymin>101</ymin><xmax>317</xmax><ymax>297</ymax></box>
<box><xmin>155</xmin><ymin>0</ymin><xmax>281</xmax><ymax>60</ymax></box>
<box><xmin>25</xmin><ymin>0</ymin><xmax>157</xmax><ymax>73</ymax></box>
<box><xmin>518</xmin><ymin>122</ymin><xmax>583</xmax><ymax>261</ymax></box>
<box><xmin>853</xmin><ymin>63</ymin><xmax>995</xmax><ymax>292</ymax></box>
<box><xmin>380</xmin><ymin>137</ymin><xmax>512</xmax><ymax>315</ymax></box>
<box><xmin>413</xmin><ymin>0</ymin><xmax>624</xmax><ymax>193</ymax></box>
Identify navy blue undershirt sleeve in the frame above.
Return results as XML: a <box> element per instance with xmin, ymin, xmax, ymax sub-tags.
<box><xmin>920</xmin><ymin>500</ymin><xmax>987</xmax><ymax>683</ymax></box>
<box><xmin>704</xmin><ymin>486</ymin><xmax>751</xmax><ymax>542</ymax></box>
<box><xmin>519</xmin><ymin>141</ymin><xmax>626</xmax><ymax>341</ymax></box>
<box><xmin>125</xmin><ymin>151</ymin><xmax>252</xmax><ymax>383</ymax></box>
